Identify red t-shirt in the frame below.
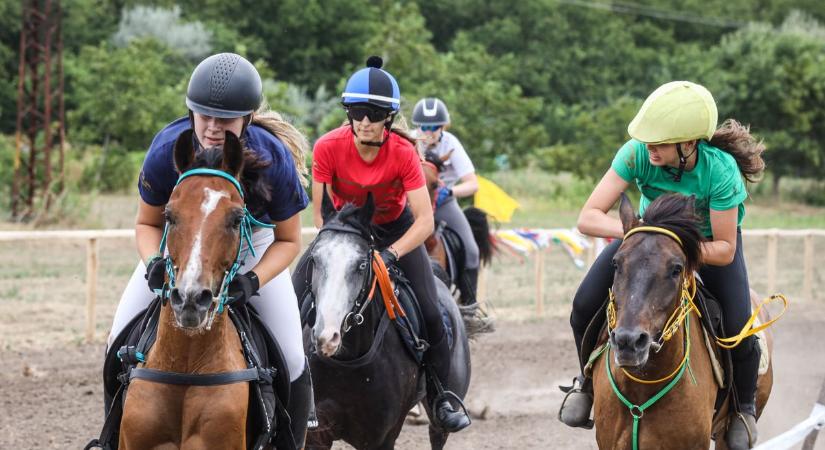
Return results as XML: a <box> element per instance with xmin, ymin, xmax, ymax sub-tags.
<box><xmin>313</xmin><ymin>126</ymin><xmax>425</xmax><ymax>224</ymax></box>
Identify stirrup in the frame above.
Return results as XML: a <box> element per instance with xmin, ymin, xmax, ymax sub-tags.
<box><xmin>432</xmin><ymin>390</ymin><xmax>472</xmax><ymax>431</ymax></box>
<box><xmin>726</xmin><ymin>411</ymin><xmax>757</xmax><ymax>449</ymax></box>
<box><xmin>558</xmin><ymin>376</ymin><xmax>594</xmax><ymax>429</ymax></box>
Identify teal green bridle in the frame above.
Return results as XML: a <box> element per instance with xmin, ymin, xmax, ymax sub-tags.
<box><xmin>156</xmin><ymin>168</ymin><xmax>275</xmax><ymax>329</ymax></box>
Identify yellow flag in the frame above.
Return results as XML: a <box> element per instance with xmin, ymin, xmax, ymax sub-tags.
<box><xmin>474</xmin><ymin>175</ymin><xmax>520</xmax><ymax>223</ymax></box>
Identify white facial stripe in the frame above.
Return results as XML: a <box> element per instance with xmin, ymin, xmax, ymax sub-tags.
<box><xmin>178</xmin><ymin>188</ymin><xmax>230</xmax><ymax>292</ymax></box>
<box><xmin>315</xmin><ymin>239</ymin><xmax>362</xmax><ymax>331</ymax></box>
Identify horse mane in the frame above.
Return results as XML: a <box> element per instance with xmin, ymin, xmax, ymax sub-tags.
<box><xmin>638</xmin><ymin>193</ymin><xmax>704</xmax><ymax>272</ymax></box>
<box><xmin>189</xmin><ymin>146</ymin><xmax>272</xmax><ymax>215</ymax></box>
<box><xmin>325</xmin><ymin>202</ymin><xmax>372</xmax><ymax>237</ymax></box>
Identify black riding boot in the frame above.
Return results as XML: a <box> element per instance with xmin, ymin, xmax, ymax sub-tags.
<box><xmin>459</xmin><ymin>267</ymin><xmax>479</xmax><ymax>305</ymax></box>
<box><xmin>424</xmin><ymin>335</ymin><xmax>471</xmax><ymax>432</ymax></box>
<box><xmin>726</xmin><ymin>337</ymin><xmax>761</xmax><ymax>449</ymax></box>
<box><xmin>287</xmin><ymin>361</ymin><xmax>317</xmax><ymax>449</ymax></box>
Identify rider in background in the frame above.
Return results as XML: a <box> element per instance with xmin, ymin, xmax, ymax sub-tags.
<box><xmin>297</xmin><ymin>57</ymin><xmax>471</xmax><ymax>432</ymax></box>
<box><xmin>412</xmin><ymin>98</ymin><xmax>481</xmax><ymax>304</ymax></box>
<box><xmin>559</xmin><ymin>81</ymin><xmax>766</xmax><ymax>449</ymax></box>
<box><xmin>107</xmin><ymin>53</ymin><xmax>313</xmax><ymax>445</ymax></box>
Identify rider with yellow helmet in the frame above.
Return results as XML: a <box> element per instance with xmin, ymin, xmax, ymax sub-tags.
<box><xmin>560</xmin><ymin>81</ymin><xmax>766</xmax><ymax>450</ymax></box>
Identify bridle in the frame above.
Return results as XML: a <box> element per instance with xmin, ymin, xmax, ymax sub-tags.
<box><xmin>156</xmin><ymin>167</ymin><xmax>275</xmax><ymax>330</ymax></box>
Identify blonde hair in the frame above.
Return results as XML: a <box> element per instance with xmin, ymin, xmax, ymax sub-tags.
<box><xmin>252</xmin><ymin>107</ymin><xmax>309</xmax><ymax>186</ymax></box>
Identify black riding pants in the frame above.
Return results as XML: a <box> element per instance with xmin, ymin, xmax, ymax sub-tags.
<box><xmin>570</xmin><ymin>230</ymin><xmax>759</xmax><ymax>404</ymax></box>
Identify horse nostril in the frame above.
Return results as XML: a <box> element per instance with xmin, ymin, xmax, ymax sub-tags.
<box><xmin>635</xmin><ymin>332</ymin><xmax>650</xmax><ymax>351</ymax></box>
<box><xmin>170</xmin><ymin>288</ymin><xmax>183</xmax><ymax>306</ymax></box>
<box><xmin>197</xmin><ymin>289</ymin><xmax>213</xmax><ymax>307</ymax></box>
<box><xmin>329</xmin><ymin>331</ymin><xmax>341</xmax><ymax>347</ymax></box>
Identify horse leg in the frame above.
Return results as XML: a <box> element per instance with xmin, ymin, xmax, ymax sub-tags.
<box><xmin>427</xmin><ymin>424</ymin><xmax>449</xmax><ymax>450</ymax></box>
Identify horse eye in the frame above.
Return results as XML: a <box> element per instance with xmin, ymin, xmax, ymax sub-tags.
<box><xmin>671</xmin><ymin>264</ymin><xmax>683</xmax><ymax>278</ymax></box>
<box><xmin>232</xmin><ymin>215</ymin><xmax>243</xmax><ymax>228</ymax></box>
<box><xmin>164</xmin><ymin>210</ymin><xmax>176</xmax><ymax>226</ymax></box>
<box><xmin>357</xmin><ymin>261</ymin><xmax>368</xmax><ymax>271</ymax></box>
<box><xmin>611</xmin><ymin>258</ymin><xmax>620</xmax><ymax>272</ymax></box>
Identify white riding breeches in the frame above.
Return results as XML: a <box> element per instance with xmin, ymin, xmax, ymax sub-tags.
<box><xmin>107</xmin><ymin>229</ymin><xmax>306</xmax><ymax>382</ymax></box>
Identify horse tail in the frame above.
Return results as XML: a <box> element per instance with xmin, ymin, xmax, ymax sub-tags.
<box><xmin>252</xmin><ymin>108</ymin><xmax>310</xmax><ymax>187</ymax></box>
<box><xmin>463</xmin><ymin>206</ymin><xmax>495</xmax><ymax>266</ymax></box>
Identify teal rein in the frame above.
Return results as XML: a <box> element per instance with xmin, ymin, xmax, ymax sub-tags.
<box><xmin>154</xmin><ymin>168</ymin><xmax>275</xmax><ymax>322</ymax></box>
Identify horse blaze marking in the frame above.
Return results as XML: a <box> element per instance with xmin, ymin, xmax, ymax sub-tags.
<box><xmin>179</xmin><ymin>188</ymin><xmax>229</xmax><ymax>291</ymax></box>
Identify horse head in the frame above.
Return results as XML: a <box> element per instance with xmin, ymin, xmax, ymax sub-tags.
<box><xmin>310</xmin><ymin>191</ymin><xmax>376</xmax><ymax>357</ymax></box>
<box><xmin>163</xmin><ymin>129</ymin><xmax>247</xmax><ymax>329</ymax></box>
<box><xmin>609</xmin><ymin>193</ymin><xmax>703</xmax><ymax>367</ymax></box>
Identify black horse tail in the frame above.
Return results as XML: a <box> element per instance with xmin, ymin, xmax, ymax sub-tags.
<box><xmin>463</xmin><ymin>206</ymin><xmax>495</xmax><ymax>266</ymax></box>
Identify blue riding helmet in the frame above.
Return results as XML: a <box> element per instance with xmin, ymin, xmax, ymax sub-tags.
<box><xmin>342</xmin><ymin>56</ymin><xmax>400</xmax><ymax>112</ymax></box>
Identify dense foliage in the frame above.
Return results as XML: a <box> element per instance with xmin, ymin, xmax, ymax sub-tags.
<box><xmin>2</xmin><ymin>0</ymin><xmax>825</xmax><ymax>196</ymax></box>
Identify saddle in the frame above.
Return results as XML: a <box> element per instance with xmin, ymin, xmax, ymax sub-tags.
<box><xmin>579</xmin><ymin>279</ymin><xmax>734</xmax><ymax>416</ymax></box>
<box><xmin>88</xmin><ymin>297</ymin><xmax>294</xmax><ymax>450</ymax></box>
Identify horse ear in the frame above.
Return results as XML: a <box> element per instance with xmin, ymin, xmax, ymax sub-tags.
<box><xmin>221</xmin><ymin>131</ymin><xmax>244</xmax><ymax>178</ymax></box>
<box><xmin>320</xmin><ymin>184</ymin><xmax>336</xmax><ymax>222</ymax></box>
<box><xmin>619</xmin><ymin>192</ymin><xmax>640</xmax><ymax>235</ymax></box>
<box><xmin>359</xmin><ymin>192</ymin><xmax>376</xmax><ymax>225</ymax></box>
<box><xmin>440</xmin><ymin>149</ymin><xmax>454</xmax><ymax>162</ymax></box>
<box><xmin>173</xmin><ymin>129</ymin><xmax>196</xmax><ymax>172</ymax></box>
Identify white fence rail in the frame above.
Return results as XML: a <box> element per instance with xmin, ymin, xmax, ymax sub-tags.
<box><xmin>753</xmin><ymin>377</ymin><xmax>825</xmax><ymax>450</ymax></box>
<box><xmin>0</xmin><ymin>228</ymin><xmax>823</xmax><ymax>342</ymax></box>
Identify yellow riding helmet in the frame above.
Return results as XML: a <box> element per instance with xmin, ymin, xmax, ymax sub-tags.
<box><xmin>628</xmin><ymin>81</ymin><xmax>718</xmax><ymax>144</ymax></box>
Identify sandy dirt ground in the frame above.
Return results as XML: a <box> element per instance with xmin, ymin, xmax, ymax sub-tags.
<box><xmin>1</xmin><ymin>301</ymin><xmax>824</xmax><ymax>450</ymax></box>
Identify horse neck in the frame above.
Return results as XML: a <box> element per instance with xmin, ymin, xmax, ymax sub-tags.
<box><xmin>336</xmin><ymin>301</ymin><xmax>382</xmax><ymax>360</ymax></box>
<box><xmin>149</xmin><ymin>305</ymin><xmax>244</xmax><ymax>373</ymax></box>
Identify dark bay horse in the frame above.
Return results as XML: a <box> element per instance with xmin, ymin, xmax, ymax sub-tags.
<box><xmin>421</xmin><ymin>158</ymin><xmax>493</xmax><ymax>303</ymax></box>
<box><xmin>591</xmin><ymin>193</ymin><xmax>775</xmax><ymax>450</ymax></box>
<box><xmin>119</xmin><ymin>131</ymin><xmax>276</xmax><ymax>449</ymax></box>
<box><xmin>302</xmin><ymin>194</ymin><xmax>474</xmax><ymax>450</ymax></box>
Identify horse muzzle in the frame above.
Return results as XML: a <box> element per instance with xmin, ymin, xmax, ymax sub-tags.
<box><xmin>170</xmin><ymin>288</ymin><xmax>214</xmax><ymax>329</ymax></box>
<box><xmin>315</xmin><ymin>326</ymin><xmax>342</xmax><ymax>357</ymax></box>
<box><xmin>610</xmin><ymin>327</ymin><xmax>651</xmax><ymax>367</ymax></box>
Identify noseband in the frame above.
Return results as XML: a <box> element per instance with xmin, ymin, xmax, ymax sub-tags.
<box><xmin>156</xmin><ymin>168</ymin><xmax>275</xmax><ymax>329</ymax></box>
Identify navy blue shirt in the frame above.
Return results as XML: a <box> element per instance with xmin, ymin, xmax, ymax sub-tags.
<box><xmin>138</xmin><ymin>117</ymin><xmax>308</xmax><ymax>223</ymax></box>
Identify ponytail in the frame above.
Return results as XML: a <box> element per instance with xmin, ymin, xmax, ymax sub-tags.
<box><xmin>252</xmin><ymin>107</ymin><xmax>309</xmax><ymax>187</ymax></box>
<box><xmin>709</xmin><ymin>119</ymin><xmax>766</xmax><ymax>183</ymax></box>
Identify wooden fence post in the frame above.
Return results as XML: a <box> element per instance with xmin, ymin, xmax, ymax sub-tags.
<box><xmin>85</xmin><ymin>238</ymin><xmax>99</xmax><ymax>343</ymax></box>
<box><xmin>803</xmin><ymin>233</ymin><xmax>814</xmax><ymax>302</ymax></box>
<box><xmin>535</xmin><ymin>249</ymin><xmax>544</xmax><ymax>316</ymax></box>
<box><xmin>766</xmin><ymin>231</ymin><xmax>778</xmax><ymax>294</ymax></box>
<box><xmin>478</xmin><ymin>265</ymin><xmax>488</xmax><ymax>304</ymax></box>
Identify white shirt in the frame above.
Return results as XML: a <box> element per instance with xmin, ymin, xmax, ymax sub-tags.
<box><xmin>417</xmin><ymin>130</ymin><xmax>475</xmax><ymax>187</ymax></box>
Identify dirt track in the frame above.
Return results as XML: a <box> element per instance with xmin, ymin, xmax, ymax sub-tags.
<box><xmin>1</xmin><ymin>300</ymin><xmax>824</xmax><ymax>450</ymax></box>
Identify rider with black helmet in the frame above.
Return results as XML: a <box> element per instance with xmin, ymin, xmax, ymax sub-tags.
<box><xmin>293</xmin><ymin>57</ymin><xmax>472</xmax><ymax>433</ymax></box>
<box><xmin>412</xmin><ymin>97</ymin><xmax>481</xmax><ymax>305</ymax></box>
<box><xmin>107</xmin><ymin>53</ymin><xmax>314</xmax><ymax>447</ymax></box>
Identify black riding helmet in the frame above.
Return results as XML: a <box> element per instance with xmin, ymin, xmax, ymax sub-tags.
<box><xmin>186</xmin><ymin>53</ymin><xmax>262</xmax><ymax>119</ymax></box>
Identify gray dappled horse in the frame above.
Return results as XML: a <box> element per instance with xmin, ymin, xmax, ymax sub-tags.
<box><xmin>301</xmin><ymin>195</ymin><xmax>473</xmax><ymax>450</ymax></box>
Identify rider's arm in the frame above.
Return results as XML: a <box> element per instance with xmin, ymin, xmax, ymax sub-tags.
<box><xmin>248</xmin><ymin>213</ymin><xmax>302</xmax><ymax>285</ymax></box>
<box><xmin>702</xmin><ymin>208</ymin><xmax>738</xmax><ymax>266</ymax></box>
<box><xmin>451</xmin><ymin>172</ymin><xmax>478</xmax><ymax>198</ymax></box>
<box><xmin>311</xmin><ymin>180</ymin><xmax>325</xmax><ymax>229</ymax></box>
<box><xmin>577</xmin><ymin>168</ymin><xmax>630</xmax><ymax>239</ymax></box>
<box><xmin>135</xmin><ymin>199</ymin><xmax>165</xmax><ymax>264</ymax></box>
<box><xmin>388</xmin><ymin>186</ymin><xmax>434</xmax><ymax>258</ymax></box>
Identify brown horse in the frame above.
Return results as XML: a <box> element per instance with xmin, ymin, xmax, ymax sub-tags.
<box><xmin>591</xmin><ymin>193</ymin><xmax>774</xmax><ymax>450</ymax></box>
<box><xmin>119</xmin><ymin>131</ymin><xmax>261</xmax><ymax>449</ymax></box>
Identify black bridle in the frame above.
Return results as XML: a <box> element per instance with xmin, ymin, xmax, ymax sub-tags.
<box><xmin>315</xmin><ymin>222</ymin><xmax>378</xmax><ymax>334</ymax></box>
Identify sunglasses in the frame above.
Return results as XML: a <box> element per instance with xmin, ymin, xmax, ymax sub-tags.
<box><xmin>420</xmin><ymin>125</ymin><xmax>442</xmax><ymax>132</ymax></box>
<box><xmin>346</xmin><ymin>106</ymin><xmax>391</xmax><ymax>123</ymax></box>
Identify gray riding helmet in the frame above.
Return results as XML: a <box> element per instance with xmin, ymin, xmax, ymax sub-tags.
<box><xmin>185</xmin><ymin>53</ymin><xmax>262</xmax><ymax>118</ymax></box>
<box><xmin>412</xmin><ymin>97</ymin><xmax>450</xmax><ymax>126</ymax></box>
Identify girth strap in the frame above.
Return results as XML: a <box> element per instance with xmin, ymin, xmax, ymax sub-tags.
<box><xmin>129</xmin><ymin>366</ymin><xmax>270</xmax><ymax>386</ymax></box>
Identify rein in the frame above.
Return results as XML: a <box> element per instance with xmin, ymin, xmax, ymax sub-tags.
<box><xmin>602</xmin><ymin>225</ymin><xmax>789</xmax><ymax>450</ymax></box>
<box><xmin>156</xmin><ymin>168</ymin><xmax>275</xmax><ymax>330</ymax></box>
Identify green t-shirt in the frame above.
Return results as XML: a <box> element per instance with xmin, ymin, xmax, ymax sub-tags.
<box><xmin>611</xmin><ymin>139</ymin><xmax>747</xmax><ymax>238</ymax></box>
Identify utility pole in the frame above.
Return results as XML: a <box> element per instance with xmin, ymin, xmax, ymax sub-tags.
<box><xmin>12</xmin><ymin>0</ymin><xmax>65</xmax><ymax>220</ymax></box>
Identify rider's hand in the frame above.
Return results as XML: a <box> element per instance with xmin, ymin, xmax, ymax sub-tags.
<box><xmin>378</xmin><ymin>248</ymin><xmax>399</xmax><ymax>270</ymax></box>
<box><xmin>436</xmin><ymin>186</ymin><xmax>453</xmax><ymax>207</ymax></box>
<box><xmin>228</xmin><ymin>271</ymin><xmax>260</xmax><ymax>308</ymax></box>
<box><xmin>145</xmin><ymin>256</ymin><xmax>167</xmax><ymax>293</ymax></box>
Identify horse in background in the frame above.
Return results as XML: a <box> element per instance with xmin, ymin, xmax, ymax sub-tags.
<box><xmin>302</xmin><ymin>193</ymin><xmax>477</xmax><ymax>450</ymax></box>
<box><xmin>421</xmin><ymin>155</ymin><xmax>494</xmax><ymax>305</ymax></box>
<box><xmin>591</xmin><ymin>193</ymin><xmax>774</xmax><ymax>450</ymax></box>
